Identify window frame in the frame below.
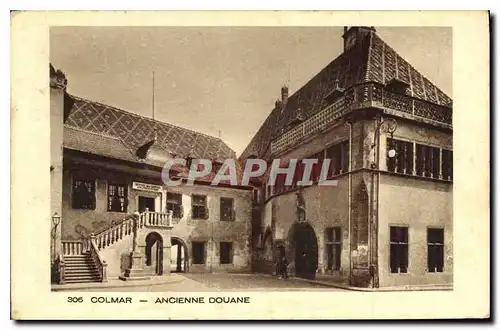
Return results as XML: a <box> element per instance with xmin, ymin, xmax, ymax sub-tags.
<box><xmin>389</xmin><ymin>225</ymin><xmax>410</xmax><ymax>274</ymax></box>
<box><xmin>191</xmin><ymin>241</ymin><xmax>206</xmax><ymax>265</ymax></box>
<box><xmin>427</xmin><ymin>227</ymin><xmax>445</xmax><ymax>273</ymax></box>
<box><xmin>220</xmin><ymin>197</ymin><xmax>235</xmax><ymax>222</ymax></box>
<box><xmin>387</xmin><ymin>138</ymin><xmax>452</xmax><ymax>182</ymax></box>
<box><xmin>166</xmin><ymin>192</ymin><xmax>183</xmax><ymax>218</ymax></box>
<box><xmin>219</xmin><ymin>241</ymin><xmax>234</xmax><ymax>265</ymax></box>
<box><xmin>106</xmin><ymin>182</ymin><xmax>128</xmax><ymax>213</ymax></box>
<box><xmin>325</xmin><ymin>226</ymin><xmax>342</xmax><ymax>271</ymax></box>
<box><xmin>72</xmin><ymin>178</ymin><xmax>97</xmax><ymax>210</ymax></box>
<box><xmin>191</xmin><ymin>194</ymin><xmax>208</xmax><ymax>220</ymax></box>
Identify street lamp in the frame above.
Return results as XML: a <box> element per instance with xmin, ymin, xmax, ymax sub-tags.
<box><xmin>371</xmin><ymin>117</ymin><xmax>398</xmax><ymax>168</ymax></box>
<box><xmin>51</xmin><ymin>212</ymin><xmax>61</xmax><ymax>262</ymax></box>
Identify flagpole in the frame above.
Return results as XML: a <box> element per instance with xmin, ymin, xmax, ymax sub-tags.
<box><xmin>152</xmin><ymin>71</ymin><xmax>155</xmax><ymax>120</ymax></box>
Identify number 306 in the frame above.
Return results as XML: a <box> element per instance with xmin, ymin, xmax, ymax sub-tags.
<box><xmin>67</xmin><ymin>297</ymin><xmax>83</xmax><ymax>303</ymax></box>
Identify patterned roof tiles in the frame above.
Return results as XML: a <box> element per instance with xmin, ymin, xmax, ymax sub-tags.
<box><xmin>240</xmin><ymin>28</ymin><xmax>452</xmax><ymax>161</ymax></box>
<box><xmin>65</xmin><ymin>95</ymin><xmax>236</xmax><ymax>163</ymax></box>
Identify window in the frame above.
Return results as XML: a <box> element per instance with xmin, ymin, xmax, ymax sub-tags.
<box><xmin>220</xmin><ymin>197</ymin><xmax>235</xmax><ymax>221</ymax></box>
<box><xmin>72</xmin><ymin>179</ymin><xmax>96</xmax><ymax>210</ymax></box>
<box><xmin>192</xmin><ymin>242</ymin><xmax>206</xmax><ymax>264</ymax></box>
<box><xmin>389</xmin><ymin>140</ymin><xmax>451</xmax><ymax>181</ymax></box>
<box><xmin>308</xmin><ymin>151</ymin><xmax>324</xmax><ymax>182</ymax></box>
<box><xmin>325</xmin><ymin>227</ymin><xmax>342</xmax><ymax>271</ymax></box>
<box><xmin>107</xmin><ymin>183</ymin><xmax>127</xmax><ymax>212</ymax></box>
<box><xmin>192</xmin><ymin>194</ymin><xmax>207</xmax><ymax>219</ymax></box>
<box><xmin>441</xmin><ymin>149</ymin><xmax>453</xmax><ymax>181</ymax></box>
<box><xmin>167</xmin><ymin>192</ymin><xmax>183</xmax><ymax>218</ymax></box>
<box><xmin>274</xmin><ymin>173</ymin><xmax>286</xmax><ymax>195</ymax></box>
<box><xmin>325</xmin><ymin>141</ymin><xmax>349</xmax><ymax>177</ymax></box>
<box><xmin>219</xmin><ymin>242</ymin><xmax>233</xmax><ymax>264</ymax></box>
<box><xmin>390</xmin><ymin>226</ymin><xmax>409</xmax><ymax>273</ymax></box>
<box><xmin>292</xmin><ymin>161</ymin><xmax>305</xmax><ymax>188</ymax></box>
<box><xmin>387</xmin><ymin>139</ymin><xmax>414</xmax><ymax>175</ymax></box>
<box><xmin>252</xmin><ymin>189</ymin><xmax>259</xmax><ymax>203</ymax></box>
<box><xmin>427</xmin><ymin>228</ymin><xmax>444</xmax><ymax>273</ymax></box>
<box><xmin>416</xmin><ymin>144</ymin><xmax>440</xmax><ymax>179</ymax></box>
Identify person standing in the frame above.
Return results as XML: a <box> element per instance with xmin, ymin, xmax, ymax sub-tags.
<box><xmin>281</xmin><ymin>254</ymin><xmax>289</xmax><ymax>279</ymax></box>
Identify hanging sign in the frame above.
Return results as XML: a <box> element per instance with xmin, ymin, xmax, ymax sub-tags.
<box><xmin>132</xmin><ymin>182</ymin><xmax>162</xmax><ymax>192</ymax></box>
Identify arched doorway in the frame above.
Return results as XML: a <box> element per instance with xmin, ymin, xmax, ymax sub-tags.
<box><xmin>145</xmin><ymin>232</ymin><xmax>164</xmax><ymax>275</ymax></box>
<box><xmin>289</xmin><ymin>222</ymin><xmax>318</xmax><ymax>279</ymax></box>
<box><xmin>171</xmin><ymin>237</ymin><xmax>188</xmax><ymax>273</ymax></box>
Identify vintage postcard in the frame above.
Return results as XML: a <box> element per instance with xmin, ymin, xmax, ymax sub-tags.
<box><xmin>11</xmin><ymin>11</ymin><xmax>490</xmax><ymax>320</ymax></box>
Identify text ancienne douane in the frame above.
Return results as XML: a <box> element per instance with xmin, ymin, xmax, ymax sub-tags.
<box><xmin>155</xmin><ymin>296</ymin><xmax>250</xmax><ymax>304</ymax></box>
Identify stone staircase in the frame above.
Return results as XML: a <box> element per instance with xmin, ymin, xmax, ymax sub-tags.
<box><xmin>63</xmin><ymin>252</ymin><xmax>102</xmax><ymax>283</ymax></box>
<box><xmin>58</xmin><ymin>211</ymin><xmax>172</xmax><ymax>284</ymax></box>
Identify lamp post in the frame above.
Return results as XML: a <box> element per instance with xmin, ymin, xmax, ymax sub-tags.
<box><xmin>369</xmin><ymin>117</ymin><xmax>398</xmax><ymax>288</ymax></box>
<box><xmin>51</xmin><ymin>212</ymin><xmax>61</xmax><ymax>263</ymax></box>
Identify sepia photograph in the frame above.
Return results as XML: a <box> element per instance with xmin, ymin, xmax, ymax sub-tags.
<box><xmin>11</xmin><ymin>11</ymin><xmax>489</xmax><ymax>320</ymax></box>
<box><xmin>49</xmin><ymin>25</ymin><xmax>453</xmax><ymax>292</ymax></box>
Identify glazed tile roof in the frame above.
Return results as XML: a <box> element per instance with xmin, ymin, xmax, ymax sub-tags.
<box><xmin>64</xmin><ymin>95</ymin><xmax>236</xmax><ymax>163</ymax></box>
<box><xmin>240</xmin><ymin>28</ymin><xmax>452</xmax><ymax>161</ymax></box>
<box><xmin>63</xmin><ymin>103</ymin><xmax>246</xmax><ymax>186</ymax></box>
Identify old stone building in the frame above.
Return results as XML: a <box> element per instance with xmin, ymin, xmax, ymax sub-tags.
<box><xmin>50</xmin><ymin>65</ymin><xmax>252</xmax><ymax>283</ymax></box>
<box><xmin>241</xmin><ymin>27</ymin><xmax>453</xmax><ymax>288</ymax></box>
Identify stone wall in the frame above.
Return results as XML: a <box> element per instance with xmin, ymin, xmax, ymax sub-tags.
<box><xmin>61</xmin><ymin>158</ymin><xmax>253</xmax><ymax>274</ymax></box>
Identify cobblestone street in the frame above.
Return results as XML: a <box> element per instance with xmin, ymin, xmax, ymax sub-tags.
<box><xmin>74</xmin><ymin>273</ymin><xmax>346</xmax><ymax>292</ymax></box>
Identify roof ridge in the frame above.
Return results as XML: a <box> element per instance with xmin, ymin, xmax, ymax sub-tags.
<box><xmin>69</xmin><ymin>94</ymin><xmax>226</xmax><ymax>142</ymax></box>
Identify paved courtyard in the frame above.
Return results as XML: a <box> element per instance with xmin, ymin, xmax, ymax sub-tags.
<box><xmin>74</xmin><ymin>273</ymin><xmax>346</xmax><ymax>292</ymax></box>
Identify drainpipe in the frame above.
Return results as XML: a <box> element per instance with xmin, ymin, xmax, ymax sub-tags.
<box><xmin>210</xmin><ymin>207</ymin><xmax>214</xmax><ymax>273</ymax></box>
<box><xmin>374</xmin><ymin>117</ymin><xmax>381</xmax><ymax>289</ymax></box>
<box><xmin>344</xmin><ymin>120</ymin><xmax>352</xmax><ymax>285</ymax></box>
<box><xmin>369</xmin><ymin>116</ymin><xmax>379</xmax><ymax>288</ymax></box>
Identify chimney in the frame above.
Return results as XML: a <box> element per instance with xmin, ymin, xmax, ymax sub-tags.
<box><xmin>275</xmin><ymin>99</ymin><xmax>282</xmax><ymax>109</ymax></box>
<box><xmin>342</xmin><ymin>26</ymin><xmax>376</xmax><ymax>51</ymax></box>
<box><xmin>281</xmin><ymin>85</ymin><xmax>289</xmax><ymax>105</ymax></box>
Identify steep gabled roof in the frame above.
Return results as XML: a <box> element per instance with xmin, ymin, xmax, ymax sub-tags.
<box><xmin>240</xmin><ymin>28</ymin><xmax>452</xmax><ymax>161</ymax></box>
<box><xmin>367</xmin><ymin>33</ymin><xmax>452</xmax><ymax>106</ymax></box>
<box><xmin>64</xmin><ymin>95</ymin><xmax>236</xmax><ymax>163</ymax></box>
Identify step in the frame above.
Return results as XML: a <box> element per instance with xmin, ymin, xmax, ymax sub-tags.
<box><xmin>64</xmin><ymin>258</ymin><xmax>94</xmax><ymax>262</ymax></box>
<box><xmin>65</xmin><ymin>264</ymin><xmax>99</xmax><ymax>269</ymax></box>
<box><xmin>64</xmin><ymin>274</ymin><xmax>102</xmax><ymax>280</ymax></box>
<box><xmin>65</xmin><ymin>268</ymin><xmax>101</xmax><ymax>273</ymax></box>
<box><xmin>64</xmin><ymin>260</ymin><xmax>94</xmax><ymax>265</ymax></box>
<box><xmin>64</xmin><ymin>279</ymin><xmax>102</xmax><ymax>284</ymax></box>
<box><xmin>64</xmin><ymin>263</ymin><xmax>95</xmax><ymax>267</ymax></box>
<box><xmin>64</xmin><ymin>255</ymin><xmax>91</xmax><ymax>258</ymax></box>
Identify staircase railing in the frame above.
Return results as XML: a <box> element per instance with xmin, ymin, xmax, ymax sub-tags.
<box><xmin>141</xmin><ymin>211</ymin><xmax>172</xmax><ymax>227</ymax></box>
<box><xmin>93</xmin><ymin>215</ymin><xmax>136</xmax><ymax>250</ymax></box>
<box><xmin>87</xmin><ymin>234</ymin><xmax>107</xmax><ymax>282</ymax></box>
<box><xmin>58</xmin><ymin>254</ymin><xmax>65</xmax><ymax>284</ymax></box>
<box><xmin>90</xmin><ymin>211</ymin><xmax>171</xmax><ymax>250</ymax></box>
<box><xmin>58</xmin><ymin>211</ymin><xmax>172</xmax><ymax>284</ymax></box>
<box><xmin>61</xmin><ymin>240</ymin><xmax>85</xmax><ymax>255</ymax></box>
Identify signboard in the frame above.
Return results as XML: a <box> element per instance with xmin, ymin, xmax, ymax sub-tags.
<box><xmin>132</xmin><ymin>182</ymin><xmax>162</xmax><ymax>193</ymax></box>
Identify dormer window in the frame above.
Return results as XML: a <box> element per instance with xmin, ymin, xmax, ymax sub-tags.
<box><xmin>324</xmin><ymin>80</ymin><xmax>345</xmax><ymax>104</ymax></box>
<box><xmin>290</xmin><ymin>108</ymin><xmax>305</xmax><ymax>127</ymax></box>
<box><xmin>185</xmin><ymin>149</ymin><xmax>195</xmax><ymax>169</ymax></box>
<box><xmin>386</xmin><ymin>78</ymin><xmax>410</xmax><ymax>95</ymax></box>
